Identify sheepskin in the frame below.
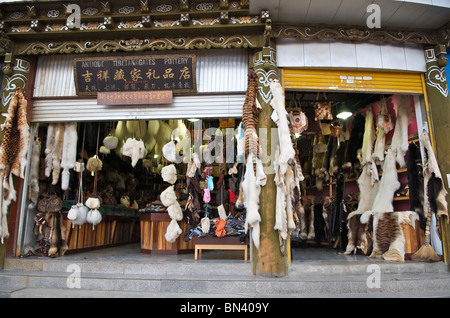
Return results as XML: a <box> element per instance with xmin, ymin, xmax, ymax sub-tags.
<box><xmin>390</xmin><ymin>95</ymin><xmax>411</xmax><ymax>168</ymax></box>
<box><xmin>160</xmin><ymin>185</ymin><xmax>177</xmax><ymax>207</ymax></box>
<box><xmin>167</xmin><ymin>201</ymin><xmax>183</xmax><ymax>221</ymax></box>
<box><xmin>165</xmin><ymin>219</ymin><xmax>182</xmax><ymax>243</ymax></box>
<box><xmin>61</xmin><ymin>123</ymin><xmax>78</xmax><ymax>191</ymax></box>
<box><xmin>161</xmin><ymin>164</ymin><xmax>177</xmax><ymax>184</ymax></box>
<box><xmin>242</xmin><ymin>153</ymin><xmax>262</xmax><ymax>249</ymax></box>
<box><xmin>368</xmin><ymin>148</ymin><xmax>400</xmax><ymax>213</ymax></box>
<box><xmin>122</xmin><ymin>138</ymin><xmax>145</xmax><ymax>167</ymax></box>
<box><xmin>269</xmin><ymin>80</ymin><xmax>296</xmax><ymax>175</ymax></box>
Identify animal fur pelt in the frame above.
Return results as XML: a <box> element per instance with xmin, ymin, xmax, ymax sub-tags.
<box><xmin>372</xmin><ymin>98</ymin><xmax>393</xmax><ymax>165</ymax></box>
<box><xmin>273</xmin><ymin>146</ymin><xmax>297</xmax><ymax>254</ymax></box>
<box><xmin>161</xmin><ymin>164</ymin><xmax>177</xmax><ymax>184</ymax></box>
<box><xmin>28</xmin><ymin>138</ymin><xmax>42</xmax><ymax>208</ymax></box>
<box><xmin>61</xmin><ymin>123</ymin><xmax>78</xmax><ymax>191</ymax></box>
<box><xmin>345</xmin><ymin>211</ymin><xmax>372</xmax><ymax>255</ymax></box>
<box><xmin>343</xmin><ymin>113</ymin><xmax>365</xmax><ymax>172</ymax></box>
<box><xmin>372</xmin><ymin>127</ymin><xmax>386</xmax><ymax>165</ymax></box>
<box><xmin>242</xmin><ymin>153</ymin><xmax>264</xmax><ymax>249</ymax></box>
<box><xmin>421</xmin><ymin>130</ymin><xmax>448</xmax><ymax>221</ymax></box>
<box><xmin>390</xmin><ymin>95</ymin><xmax>411</xmax><ymax>168</ymax></box>
<box><xmin>44</xmin><ymin>123</ymin><xmax>65</xmax><ymax>185</ymax></box>
<box><xmin>269</xmin><ymin>80</ymin><xmax>296</xmax><ymax>175</ymax></box>
<box><xmin>369</xmin><ymin>211</ymin><xmax>418</xmax><ymax>262</ymax></box>
<box><xmin>0</xmin><ymin>88</ymin><xmax>30</xmax><ymax>243</ymax></box>
<box><xmin>345</xmin><ymin>164</ymin><xmax>379</xmax><ymax>254</ymax></box>
<box><xmin>242</xmin><ymin>70</ymin><xmax>261</xmax><ymax>174</ymax></box>
<box><xmin>368</xmin><ymin>148</ymin><xmax>400</xmax><ymax>213</ymax></box>
<box><xmin>298</xmin><ymin>195</ymin><xmax>315</xmax><ymax>240</ymax></box>
<box><xmin>360</xmin><ymin>109</ymin><xmax>378</xmax><ymax>185</ymax></box>
<box><xmin>33</xmin><ymin>212</ymin><xmax>68</xmax><ymax>257</ymax></box>
<box><xmin>122</xmin><ymin>138</ymin><xmax>145</xmax><ymax>167</ymax></box>
<box><xmin>407</xmin><ymin>142</ymin><xmax>424</xmax><ymax>216</ymax></box>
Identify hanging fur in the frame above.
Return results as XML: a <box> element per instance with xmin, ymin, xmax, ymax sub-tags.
<box><xmin>123</xmin><ymin>138</ymin><xmax>145</xmax><ymax>167</ymax></box>
<box><xmin>103</xmin><ymin>135</ymin><xmax>118</xmax><ymax>150</ymax></box>
<box><xmin>269</xmin><ymin>80</ymin><xmax>296</xmax><ymax>175</ymax></box>
<box><xmin>242</xmin><ymin>153</ymin><xmax>262</xmax><ymax>249</ymax></box>
<box><xmin>368</xmin><ymin>148</ymin><xmax>400</xmax><ymax>213</ymax></box>
<box><xmin>165</xmin><ymin>219</ymin><xmax>182</xmax><ymax>243</ymax></box>
<box><xmin>28</xmin><ymin>138</ymin><xmax>42</xmax><ymax>208</ymax></box>
<box><xmin>85</xmin><ymin>197</ymin><xmax>102</xmax><ymax>230</ymax></box>
<box><xmin>161</xmin><ymin>164</ymin><xmax>177</xmax><ymax>184</ymax></box>
<box><xmin>167</xmin><ymin>201</ymin><xmax>183</xmax><ymax>221</ymax></box>
<box><xmin>390</xmin><ymin>95</ymin><xmax>411</xmax><ymax>168</ymax></box>
<box><xmin>60</xmin><ymin>123</ymin><xmax>78</xmax><ymax>191</ymax></box>
<box><xmin>86</xmin><ymin>155</ymin><xmax>102</xmax><ymax>176</ymax></box>
<box><xmin>343</xmin><ymin>113</ymin><xmax>365</xmax><ymax>172</ymax></box>
<box><xmin>421</xmin><ymin>130</ymin><xmax>448</xmax><ymax>220</ymax></box>
<box><xmin>345</xmin><ymin>165</ymin><xmax>379</xmax><ymax>255</ymax></box>
<box><xmin>407</xmin><ymin>142</ymin><xmax>424</xmax><ymax>216</ymax></box>
<box><xmin>0</xmin><ymin>88</ymin><xmax>30</xmax><ymax>243</ymax></box>
<box><xmin>50</xmin><ymin>124</ymin><xmax>65</xmax><ymax>185</ymax></box>
<box><xmin>372</xmin><ymin>127</ymin><xmax>386</xmax><ymax>165</ymax></box>
<box><xmin>242</xmin><ymin>70</ymin><xmax>261</xmax><ymax>174</ymax></box>
<box><xmin>160</xmin><ymin>185</ymin><xmax>177</xmax><ymax>207</ymax></box>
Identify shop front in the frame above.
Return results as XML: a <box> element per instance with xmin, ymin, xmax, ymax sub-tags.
<box><xmin>276</xmin><ymin>37</ymin><xmax>448</xmax><ymax>264</ymax></box>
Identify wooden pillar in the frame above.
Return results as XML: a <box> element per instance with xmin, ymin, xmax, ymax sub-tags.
<box><xmin>424</xmin><ymin>45</ymin><xmax>450</xmax><ymax>265</ymax></box>
<box><xmin>251</xmin><ymin>45</ymin><xmax>288</xmax><ymax>277</ymax></box>
<box><xmin>0</xmin><ymin>56</ymin><xmax>31</xmax><ymax>268</ymax></box>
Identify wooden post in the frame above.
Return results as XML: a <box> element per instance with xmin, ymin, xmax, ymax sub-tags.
<box><xmin>424</xmin><ymin>45</ymin><xmax>450</xmax><ymax>265</ymax></box>
<box><xmin>251</xmin><ymin>44</ymin><xmax>288</xmax><ymax>277</ymax></box>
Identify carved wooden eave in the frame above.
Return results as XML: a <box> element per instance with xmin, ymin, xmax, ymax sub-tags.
<box><xmin>0</xmin><ymin>0</ymin><xmax>267</xmax><ymax>55</ymax></box>
<box><xmin>273</xmin><ymin>23</ymin><xmax>449</xmax><ymax>47</ymax></box>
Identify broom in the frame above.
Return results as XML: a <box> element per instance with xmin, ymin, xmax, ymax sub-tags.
<box><xmin>411</xmin><ymin>212</ymin><xmax>440</xmax><ymax>262</ymax></box>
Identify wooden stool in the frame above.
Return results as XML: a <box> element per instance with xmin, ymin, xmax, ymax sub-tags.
<box><xmin>195</xmin><ymin>244</ymin><xmax>248</xmax><ymax>261</ymax></box>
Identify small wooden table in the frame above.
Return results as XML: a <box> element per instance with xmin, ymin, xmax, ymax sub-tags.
<box><xmin>194</xmin><ymin>236</ymin><xmax>248</xmax><ymax>261</ymax></box>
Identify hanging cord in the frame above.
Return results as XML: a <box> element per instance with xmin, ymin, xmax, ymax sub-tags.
<box><xmin>93</xmin><ymin>123</ymin><xmax>100</xmax><ymax>196</ymax></box>
<box><xmin>74</xmin><ymin>123</ymin><xmax>87</xmax><ymax>205</ymax></box>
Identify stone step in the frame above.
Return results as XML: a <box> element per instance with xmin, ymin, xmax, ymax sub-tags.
<box><xmin>1</xmin><ymin>267</ymin><xmax>450</xmax><ymax>297</ymax></box>
<box><xmin>4</xmin><ymin>257</ymin><xmax>448</xmax><ymax>277</ymax></box>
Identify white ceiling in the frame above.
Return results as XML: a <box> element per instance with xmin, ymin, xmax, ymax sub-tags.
<box><xmin>250</xmin><ymin>0</ymin><xmax>450</xmax><ymax>29</ymax></box>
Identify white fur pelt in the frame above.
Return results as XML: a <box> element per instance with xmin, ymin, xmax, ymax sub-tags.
<box><xmin>390</xmin><ymin>95</ymin><xmax>411</xmax><ymax>168</ymax></box>
<box><xmin>161</xmin><ymin>181</ymin><xmax>184</xmax><ymax>243</ymax></box>
<box><xmin>269</xmin><ymin>80</ymin><xmax>296</xmax><ymax>175</ymax></box>
<box><xmin>122</xmin><ymin>138</ymin><xmax>145</xmax><ymax>167</ymax></box>
<box><xmin>368</xmin><ymin>148</ymin><xmax>400</xmax><ymax>214</ymax></box>
<box><xmin>61</xmin><ymin>123</ymin><xmax>78</xmax><ymax>191</ymax></box>
<box><xmin>242</xmin><ymin>153</ymin><xmax>264</xmax><ymax>249</ymax></box>
<box><xmin>161</xmin><ymin>164</ymin><xmax>177</xmax><ymax>184</ymax></box>
<box><xmin>372</xmin><ymin>127</ymin><xmax>386</xmax><ymax>165</ymax></box>
<box><xmin>44</xmin><ymin>124</ymin><xmax>65</xmax><ymax>185</ymax></box>
<box><xmin>273</xmin><ymin>146</ymin><xmax>298</xmax><ymax>254</ymax></box>
<box><xmin>345</xmin><ymin>165</ymin><xmax>379</xmax><ymax>254</ymax></box>
<box><xmin>360</xmin><ymin>109</ymin><xmax>378</xmax><ymax>185</ymax></box>
<box><xmin>29</xmin><ymin>138</ymin><xmax>42</xmax><ymax>208</ymax></box>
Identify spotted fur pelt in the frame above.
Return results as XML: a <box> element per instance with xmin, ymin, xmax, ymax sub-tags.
<box><xmin>0</xmin><ymin>88</ymin><xmax>30</xmax><ymax>243</ymax></box>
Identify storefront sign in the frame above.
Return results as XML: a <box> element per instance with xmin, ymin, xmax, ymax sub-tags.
<box><xmin>74</xmin><ymin>54</ymin><xmax>196</xmax><ymax>95</ymax></box>
<box><xmin>97</xmin><ymin>90</ymin><xmax>173</xmax><ymax>105</ymax></box>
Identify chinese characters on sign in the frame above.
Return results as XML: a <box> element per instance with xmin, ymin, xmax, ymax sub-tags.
<box><xmin>74</xmin><ymin>54</ymin><xmax>196</xmax><ymax>96</ymax></box>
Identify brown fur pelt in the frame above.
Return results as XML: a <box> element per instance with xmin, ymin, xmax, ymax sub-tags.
<box><xmin>368</xmin><ymin>211</ymin><xmax>417</xmax><ymax>262</ymax></box>
<box><xmin>33</xmin><ymin>211</ymin><xmax>68</xmax><ymax>257</ymax></box>
<box><xmin>345</xmin><ymin>211</ymin><xmax>372</xmax><ymax>255</ymax></box>
<box><xmin>0</xmin><ymin>88</ymin><xmax>30</xmax><ymax>242</ymax></box>
<box><xmin>242</xmin><ymin>70</ymin><xmax>261</xmax><ymax>174</ymax></box>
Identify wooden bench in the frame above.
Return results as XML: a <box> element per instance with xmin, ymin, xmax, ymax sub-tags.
<box><xmin>194</xmin><ymin>236</ymin><xmax>248</xmax><ymax>261</ymax></box>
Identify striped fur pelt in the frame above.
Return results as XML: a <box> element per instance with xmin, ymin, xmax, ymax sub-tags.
<box><xmin>368</xmin><ymin>211</ymin><xmax>418</xmax><ymax>262</ymax></box>
<box><xmin>242</xmin><ymin>70</ymin><xmax>261</xmax><ymax>174</ymax></box>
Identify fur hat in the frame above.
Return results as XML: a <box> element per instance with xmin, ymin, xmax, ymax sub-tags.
<box><xmin>103</xmin><ymin>135</ymin><xmax>118</xmax><ymax>150</ymax></box>
<box><xmin>86</xmin><ymin>209</ymin><xmax>102</xmax><ymax>230</ymax></box>
<box><xmin>160</xmin><ymin>185</ymin><xmax>177</xmax><ymax>207</ymax></box>
<box><xmin>167</xmin><ymin>201</ymin><xmax>183</xmax><ymax>221</ymax></box>
<box><xmin>161</xmin><ymin>164</ymin><xmax>177</xmax><ymax>184</ymax></box>
<box><xmin>165</xmin><ymin>219</ymin><xmax>182</xmax><ymax>243</ymax></box>
<box><xmin>86</xmin><ymin>155</ymin><xmax>102</xmax><ymax>176</ymax></box>
<box><xmin>85</xmin><ymin>197</ymin><xmax>101</xmax><ymax>209</ymax></box>
<box><xmin>162</xmin><ymin>141</ymin><xmax>177</xmax><ymax>162</ymax></box>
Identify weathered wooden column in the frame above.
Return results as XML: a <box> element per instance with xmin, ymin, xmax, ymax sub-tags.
<box><xmin>0</xmin><ymin>55</ymin><xmax>31</xmax><ymax>268</ymax></box>
<box><xmin>424</xmin><ymin>45</ymin><xmax>450</xmax><ymax>264</ymax></box>
<box><xmin>251</xmin><ymin>42</ymin><xmax>288</xmax><ymax>277</ymax></box>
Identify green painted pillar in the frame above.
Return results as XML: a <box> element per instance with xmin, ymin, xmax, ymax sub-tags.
<box><xmin>251</xmin><ymin>45</ymin><xmax>288</xmax><ymax>277</ymax></box>
<box><xmin>424</xmin><ymin>45</ymin><xmax>450</xmax><ymax>265</ymax></box>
